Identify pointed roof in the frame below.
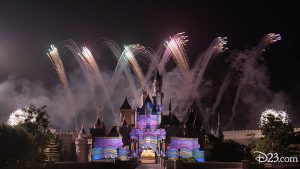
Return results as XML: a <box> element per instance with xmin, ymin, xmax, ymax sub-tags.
<box><xmin>215</xmin><ymin>125</ymin><xmax>224</xmax><ymax>139</ymax></box>
<box><xmin>109</xmin><ymin>126</ymin><xmax>121</xmax><ymax>137</ymax></box>
<box><xmin>143</xmin><ymin>95</ymin><xmax>154</xmax><ymax>108</ymax></box>
<box><xmin>120</xmin><ymin>97</ymin><xmax>131</xmax><ymax>109</ymax></box>
<box><xmin>185</xmin><ymin>108</ymin><xmax>201</xmax><ymax>127</ymax></box>
<box><xmin>215</xmin><ymin>113</ymin><xmax>223</xmax><ymax>139</ymax></box>
<box><xmin>154</xmin><ymin>69</ymin><xmax>162</xmax><ymax>80</ymax></box>
<box><xmin>121</xmin><ymin>118</ymin><xmax>128</xmax><ymax>126</ymax></box>
<box><xmin>138</xmin><ymin>95</ymin><xmax>155</xmax><ymax>115</ymax></box>
<box><xmin>94</xmin><ymin>118</ymin><xmax>102</xmax><ymax>128</ymax></box>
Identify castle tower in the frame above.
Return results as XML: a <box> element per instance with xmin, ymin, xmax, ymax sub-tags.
<box><xmin>120</xmin><ymin>97</ymin><xmax>133</xmax><ymax>125</ymax></box>
<box><xmin>152</xmin><ymin>69</ymin><xmax>164</xmax><ymax>125</ymax></box>
<box><xmin>215</xmin><ymin>112</ymin><xmax>224</xmax><ymax>139</ymax></box>
<box><xmin>75</xmin><ymin>126</ymin><xmax>89</xmax><ymax>162</ymax></box>
<box><xmin>141</xmin><ymin>88</ymin><xmax>148</xmax><ymax>106</ymax></box>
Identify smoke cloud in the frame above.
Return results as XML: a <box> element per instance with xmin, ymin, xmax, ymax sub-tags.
<box><xmin>0</xmin><ymin>69</ymin><xmax>134</xmax><ymax>131</ymax></box>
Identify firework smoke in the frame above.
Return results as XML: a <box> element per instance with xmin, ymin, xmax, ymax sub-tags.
<box><xmin>1</xmin><ymin>32</ymin><xmax>289</xmax><ymax>131</ymax></box>
<box><xmin>210</xmin><ymin>70</ymin><xmax>234</xmax><ymax>121</ymax></box>
<box><xmin>225</xmin><ymin>33</ymin><xmax>281</xmax><ymax>129</ymax></box>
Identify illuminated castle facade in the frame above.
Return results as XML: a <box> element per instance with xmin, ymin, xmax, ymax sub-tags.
<box><xmin>74</xmin><ymin>70</ymin><xmax>206</xmax><ymax>162</ymax></box>
<box><xmin>130</xmin><ymin>71</ymin><xmax>166</xmax><ymax>158</ymax></box>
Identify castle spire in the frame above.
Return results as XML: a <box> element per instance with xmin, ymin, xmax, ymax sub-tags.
<box><xmin>78</xmin><ymin>115</ymin><xmax>87</xmax><ymax>136</ymax></box>
<box><xmin>215</xmin><ymin>112</ymin><xmax>224</xmax><ymax>139</ymax></box>
<box><xmin>120</xmin><ymin>97</ymin><xmax>131</xmax><ymax>109</ymax></box>
<box><xmin>154</xmin><ymin>69</ymin><xmax>162</xmax><ymax>80</ymax></box>
<box><xmin>218</xmin><ymin>112</ymin><xmax>220</xmax><ymax>126</ymax></box>
<box><xmin>74</xmin><ymin>117</ymin><xmax>79</xmax><ymax>134</ymax></box>
<box><xmin>101</xmin><ymin>107</ymin><xmax>104</xmax><ymax>122</ymax></box>
<box><xmin>169</xmin><ymin>98</ymin><xmax>172</xmax><ymax>116</ymax></box>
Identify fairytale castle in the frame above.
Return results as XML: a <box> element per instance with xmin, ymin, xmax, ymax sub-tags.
<box><xmin>71</xmin><ymin>70</ymin><xmax>214</xmax><ymax>162</ymax></box>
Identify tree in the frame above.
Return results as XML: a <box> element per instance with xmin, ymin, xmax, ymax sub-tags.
<box><xmin>0</xmin><ymin>124</ymin><xmax>34</xmax><ymax>167</ymax></box>
<box><xmin>253</xmin><ymin>110</ymin><xmax>294</xmax><ymax>156</ymax></box>
<box><xmin>0</xmin><ymin>124</ymin><xmax>33</xmax><ymax>160</ymax></box>
<box><xmin>16</xmin><ymin>104</ymin><xmax>52</xmax><ymax>162</ymax></box>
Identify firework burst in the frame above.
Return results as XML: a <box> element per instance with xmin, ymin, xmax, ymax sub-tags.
<box><xmin>164</xmin><ymin>32</ymin><xmax>190</xmax><ymax>72</ymax></box>
<box><xmin>260</xmin><ymin>109</ymin><xmax>290</xmax><ymax>127</ymax></box>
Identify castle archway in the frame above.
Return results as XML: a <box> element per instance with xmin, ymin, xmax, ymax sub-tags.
<box><xmin>140</xmin><ymin>148</ymin><xmax>156</xmax><ymax>163</ymax></box>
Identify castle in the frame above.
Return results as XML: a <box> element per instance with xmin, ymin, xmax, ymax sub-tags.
<box><xmin>72</xmin><ymin>70</ymin><xmax>209</xmax><ymax>162</ymax></box>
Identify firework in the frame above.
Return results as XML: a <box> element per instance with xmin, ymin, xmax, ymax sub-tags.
<box><xmin>259</xmin><ymin>109</ymin><xmax>290</xmax><ymax>127</ymax></box>
<box><xmin>190</xmin><ymin>37</ymin><xmax>227</xmax><ymax>103</ymax></box>
<box><xmin>102</xmin><ymin>39</ymin><xmax>139</xmax><ymax>99</ymax></box>
<box><xmin>164</xmin><ymin>32</ymin><xmax>190</xmax><ymax>72</ymax></box>
<box><xmin>124</xmin><ymin>44</ymin><xmax>147</xmax><ymax>88</ymax></box>
<box><xmin>47</xmin><ymin>45</ymin><xmax>70</xmax><ymax>91</ymax></box>
<box><xmin>257</xmin><ymin>33</ymin><xmax>281</xmax><ymax>53</ymax></box>
<box><xmin>112</xmin><ymin>44</ymin><xmax>147</xmax><ymax>90</ymax></box>
<box><xmin>80</xmin><ymin>47</ymin><xmax>115</xmax><ymax>113</ymax></box>
<box><xmin>7</xmin><ymin>109</ymin><xmax>36</xmax><ymax>126</ymax></box>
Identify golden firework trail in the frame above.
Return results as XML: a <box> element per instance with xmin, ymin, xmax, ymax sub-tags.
<box><xmin>123</xmin><ymin>44</ymin><xmax>147</xmax><ymax>88</ymax></box>
<box><xmin>47</xmin><ymin>45</ymin><xmax>70</xmax><ymax>92</ymax></box>
<box><xmin>80</xmin><ymin>47</ymin><xmax>115</xmax><ymax>114</ymax></box>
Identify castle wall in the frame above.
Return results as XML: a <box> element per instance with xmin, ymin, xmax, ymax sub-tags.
<box><xmin>91</xmin><ymin>137</ymin><xmax>123</xmax><ymax>160</ymax></box>
<box><xmin>60</xmin><ymin>132</ymin><xmax>76</xmax><ymax>161</ymax></box>
<box><xmin>167</xmin><ymin>137</ymin><xmax>200</xmax><ymax>159</ymax></box>
<box><xmin>223</xmin><ymin>128</ymin><xmax>300</xmax><ymax>145</ymax></box>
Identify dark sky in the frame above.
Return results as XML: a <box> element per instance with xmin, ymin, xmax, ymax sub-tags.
<box><xmin>0</xmin><ymin>1</ymin><xmax>299</xmax><ymax>127</ymax></box>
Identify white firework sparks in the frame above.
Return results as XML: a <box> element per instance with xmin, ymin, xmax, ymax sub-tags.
<box><xmin>259</xmin><ymin>109</ymin><xmax>290</xmax><ymax>127</ymax></box>
<box><xmin>7</xmin><ymin>109</ymin><xmax>36</xmax><ymax>126</ymax></box>
<box><xmin>164</xmin><ymin>32</ymin><xmax>190</xmax><ymax>72</ymax></box>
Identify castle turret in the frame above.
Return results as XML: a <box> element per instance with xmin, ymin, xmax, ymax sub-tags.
<box><xmin>75</xmin><ymin>125</ymin><xmax>89</xmax><ymax>162</ymax></box>
<box><xmin>141</xmin><ymin>88</ymin><xmax>148</xmax><ymax>106</ymax></box>
<box><xmin>215</xmin><ymin>112</ymin><xmax>224</xmax><ymax>139</ymax></box>
<box><xmin>120</xmin><ymin>97</ymin><xmax>133</xmax><ymax>125</ymax></box>
<box><xmin>152</xmin><ymin>69</ymin><xmax>164</xmax><ymax>125</ymax></box>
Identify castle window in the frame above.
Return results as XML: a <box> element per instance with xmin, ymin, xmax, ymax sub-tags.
<box><xmin>146</xmin><ymin>109</ymin><xmax>150</xmax><ymax>118</ymax></box>
<box><xmin>146</xmin><ymin>103</ymin><xmax>150</xmax><ymax>109</ymax></box>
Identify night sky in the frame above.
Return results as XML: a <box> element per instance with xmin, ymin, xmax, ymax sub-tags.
<box><xmin>0</xmin><ymin>1</ymin><xmax>299</xmax><ymax>129</ymax></box>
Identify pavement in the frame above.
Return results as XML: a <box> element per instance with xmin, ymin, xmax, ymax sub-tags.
<box><xmin>136</xmin><ymin>163</ymin><xmax>164</xmax><ymax>169</ymax></box>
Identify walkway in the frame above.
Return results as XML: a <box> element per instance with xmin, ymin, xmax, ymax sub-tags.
<box><xmin>136</xmin><ymin>164</ymin><xmax>164</xmax><ymax>169</ymax></box>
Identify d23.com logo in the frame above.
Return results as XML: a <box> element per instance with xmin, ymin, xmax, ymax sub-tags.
<box><xmin>253</xmin><ymin>151</ymin><xmax>298</xmax><ymax>163</ymax></box>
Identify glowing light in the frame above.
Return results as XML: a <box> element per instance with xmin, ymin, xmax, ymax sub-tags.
<box><xmin>141</xmin><ymin>149</ymin><xmax>155</xmax><ymax>158</ymax></box>
<box><xmin>47</xmin><ymin>45</ymin><xmax>70</xmax><ymax>92</ymax></box>
<box><xmin>7</xmin><ymin>109</ymin><xmax>36</xmax><ymax>126</ymax></box>
<box><xmin>259</xmin><ymin>109</ymin><xmax>290</xmax><ymax>127</ymax></box>
<box><xmin>266</xmin><ymin>33</ymin><xmax>281</xmax><ymax>44</ymax></box>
